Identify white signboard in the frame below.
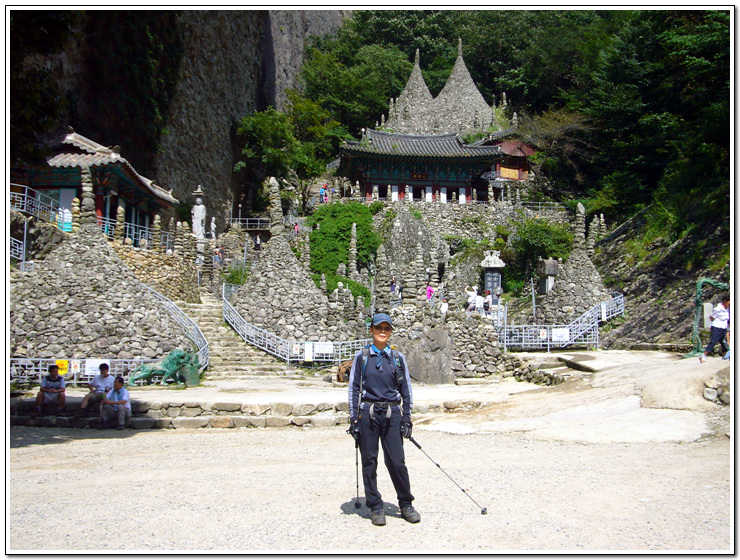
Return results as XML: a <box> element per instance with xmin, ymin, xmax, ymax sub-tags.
<box><xmin>304</xmin><ymin>342</ymin><xmax>314</xmax><ymax>362</ymax></box>
<box><xmin>552</xmin><ymin>328</ymin><xmax>571</xmax><ymax>343</ymax></box>
<box><xmin>85</xmin><ymin>359</ymin><xmax>108</xmax><ymax>377</ymax></box>
<box><xmin>314</xmin><ymin>342</ymin><xmax>335</xmax><ymax>355</ymax></box>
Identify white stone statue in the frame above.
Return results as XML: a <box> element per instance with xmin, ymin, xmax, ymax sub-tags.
<box><xmin>210</xmin><ymin>217</ymin><xmax>216</xmax><ymax>239</ymax></box>
<box><xmin>191</xmin><ymin>197</ymin><xmax>206</xmax><ymax>238</ymax></box>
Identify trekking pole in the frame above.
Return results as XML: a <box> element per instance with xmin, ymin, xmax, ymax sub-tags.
<box><xmin>354</xmin><ymin>441</ymin><xmax>361</xmax><ymax>509</ymax></box>
<box><xmin>408</xmin><ymin>436</ymin><xmax>488</xmax><ymax>515</ymax></box>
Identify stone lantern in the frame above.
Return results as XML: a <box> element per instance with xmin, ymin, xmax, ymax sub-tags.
<box><xmin>481</xmin><ymin>250</ymin><xmax>506</xmax><ymax>303</ymax></box>
<box><xmin>536</xmin><ymin>256</ymin><xmax>559</xmax><ymax>295</ymax></box>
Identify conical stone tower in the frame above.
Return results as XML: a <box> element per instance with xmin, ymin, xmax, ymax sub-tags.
<box><xmin>231</xmin><ymin>234</ymin><xmax>349</xmax><ymax>342</ymax></box>
<box><xmin>9</xmin><ymin>167</ymin><xmax>194</xmax><ymax>360</ymax></box>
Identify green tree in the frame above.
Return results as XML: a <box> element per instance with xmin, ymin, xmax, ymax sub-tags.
<box><xmin>505</xmin><ymin>218</ymin><xmax>573</xmax><ymax>293</ymax></box>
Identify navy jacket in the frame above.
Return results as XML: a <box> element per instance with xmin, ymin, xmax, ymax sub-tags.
<box><xmin>348</xmin><ymin>346</ymin><xmax>413</xmax><ymax>421</ymax></box>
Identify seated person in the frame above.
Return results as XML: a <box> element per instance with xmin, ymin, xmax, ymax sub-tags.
<box><xmin>99</xmin><ymin>376</ymin><xmax>132</xmax><ymax>430</ymax></box>
<box><xmin>33</xmin><ymin>364</ymin><xmax>66</xmax><ymax>416</ymax></box>
<box><xmin>76</xmin><ymin>363</ymin><xmax>114</xmax><ymax>418</ymax></box>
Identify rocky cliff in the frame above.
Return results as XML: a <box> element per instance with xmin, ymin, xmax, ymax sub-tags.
<box><xmin>39</xmin><ymin>10</ymin><xmax>348</xmax><ymax>231</ymax></box>
<box><xmin>592</xmin><ymin>211</ymin><xmax>731</xmax><ymax>349</ymax></box>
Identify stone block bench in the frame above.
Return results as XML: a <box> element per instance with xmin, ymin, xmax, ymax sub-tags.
<box><xmin>9</xmin><ymin>396</ymin><xmax>486</xmax><ymax>430</ymax></box>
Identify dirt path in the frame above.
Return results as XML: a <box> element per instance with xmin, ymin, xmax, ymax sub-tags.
<box><xmin>8</xmin><ymin>350</ymin><xmax>732</xmax><ymax>552</ymax></box>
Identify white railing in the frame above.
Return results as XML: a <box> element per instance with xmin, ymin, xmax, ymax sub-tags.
<box><xmin>96</xmin><ymin>216</ymin><xmax>173</xmax><ymax>251</ymax></box>
<box><xmin>229</xmin><ymin>218</ymin><xmax>271</xmax><ymax>230</ymax></box>
<box><xmin>10</xmin><ymin>184</ymin><xmax>173</xmax><ymax>250</ymax></box>
<box><xmin>222</xmin><ymin>283</ymin><xmax>371</xmax><ymax>365</ymax></box>
<box><xmin>142</xmin><ymin>284</ymin><xmax>209</xmax><ymax>371</ymax></box>
<box><xmin>9</xmin><ymin>357</ymin><xmax>158</xmax><ymax>386</ymax></box>
<box><xmin>497</xmin><ymin>292</ymin><xmax>625</xmax><ymax>351</ymax></box>
<box><xmin>10</xmin><ymin>184</ymin><xmax>63</xmax><ymax>225</ymax></box>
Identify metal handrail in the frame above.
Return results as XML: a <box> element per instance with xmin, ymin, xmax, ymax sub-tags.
<box><xmin>10</xmin><ymin>184</ymin><xmax>172</xmax><ymax>250</ymax></box>
<box><xmin>497</xmin><ymin>292</ymin><xmax>625</xmax><ymax>351</ymax></box>
<box><xmin>222</xmin><ymin>283</ymin><xmax>371</xmax><ymax>365</ymax></box>
<box><xmin>229</xmin><ymin>218</ymin><xmax>271</xmax><ymax>230</ymax></box>
<box><xmin>142</xmin><ymin>284</ymin><xmax>209</xmax><ymax>371</ymax></box>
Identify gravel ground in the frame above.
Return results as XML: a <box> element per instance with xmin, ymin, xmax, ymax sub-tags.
<box><xmin>8</xmin><ymin>425</ymin><xmax>731</xmax><ymax>553</ymax></box>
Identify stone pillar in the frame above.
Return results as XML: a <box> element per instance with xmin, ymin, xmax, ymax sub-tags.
<box><xmin>70</xmin><ymin>197</ymin><xmax>81</xmax><ymax>233</ymax></box>
<box><xmin>348</xmin><ymin>223</ymin><xmax>358</xmax><ymax>281</ymax></box>
<box><xmin>488</xmin><ymin>184</ymin><xmax>494</xmax><ymax>204</ymax></box>
<box><xmin>152</xmin><ymin>215</ymin><xmax>163</xmax><ymax>253</ymax></box>
<box><xmin>174</xmin><ymin>221</ymin><xmax>184</xmax><ymax>255</ymax></box>
<box><xmin>415</xmin><ymin>242</ymin><xmax>426</xmax><ymax>306</ymax></box>
<box><xmin>320</xmin><ymin>273</ymin><xmax>327</xmax><ymax>293</ymax></box>
<box><xmin>372</xmin><ymin>184</ymin><xmax>379</xmax><ymax>202</ymax></box>
<box><xmin>114</xmin><ymin>205</ymin><xmax>125</xmax><ymax>245</ymax></box>
<box><xmin>374</xmin><ymin>244</ymin><xmax>391</xmax><ymax>311</ymax></box>
<box><xmin>573</xmin><ymin>203</ymin><xmax>586</xmax><ymax>251</ymax></box>
<box><xmin>302</xmin><ymin>237</ymin><xmax>311</xmax><ymax>271</ymax></box>
<box><xmin>405</xmin><ymin>184</ymin><xmax>411</xmax><ymax>202</ymax></box>
<box><xmin>587</xmin><ymin>217</ymin><xmax>598</xmax><ymax>256</ymax></box>
<box><xmin>79</xmin><ymin>166</ymin><xmax>97</xmax><ymax>226</ymax></box>
<box><xmin>600</xmin><ymin>213</ymin><xmax>608</xmax><ymax>238</ymax></box>
<box><xmin>267</xmin><ymin>176</ymin><xmax>285</xmax><ymax>236</ymax></box>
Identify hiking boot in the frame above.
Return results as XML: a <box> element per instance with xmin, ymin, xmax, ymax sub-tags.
<box><xmin>401</xmin><ymin>505</ymin><xmax>421</xmax><ymax>523</ymax></box>
<box><xmin>371</xmin><ymin>509</ymin><xmax>386</xmax><ymax>526</ymax></box>
<box><xmin>699</xmin><ymin>355</ymin><xmax>706</xmax><ymax>364</ymax></box>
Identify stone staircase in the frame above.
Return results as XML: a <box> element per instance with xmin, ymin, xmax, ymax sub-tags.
<box><xmin>177</xmin><ymin>289</ymin><xmax>299</xmax><ymax>379</ymax></box>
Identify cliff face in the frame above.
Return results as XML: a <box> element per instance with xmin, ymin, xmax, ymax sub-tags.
<box><xmin>260</xmin><ymin>10</ymin><xmax>350</xmax><ymax>112</ymax></box>
<box><xmin>40</xmin><ymin>10</ymin><xmax>347</xmax><ymax>231</ymax></box>
<box><xmin>153</xmin><ymin>11</ymin><xmax>265</xmax><ymax>231</ymax></box>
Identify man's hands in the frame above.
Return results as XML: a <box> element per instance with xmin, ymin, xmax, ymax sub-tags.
<box><xmin>401</xmin><ymin>420</ymin><xmax>412</xmax><ymax>439</ymax></box>
<box><xmin>348</xmin><ymin>416</ymin><xmax>361</xmax><ymax>446</ymax></box>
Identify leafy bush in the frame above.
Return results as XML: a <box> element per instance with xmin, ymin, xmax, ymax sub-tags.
<box><xmin>505</xmin><ymin>218</ymin><xmax>573</xmax><ymax>292</ymax></box>
<box><xmin>221</xmin><ymin>261</ymin><xmax>250</xmax><ymax>285</ymax></box>
<box><xmin>306</xmin><ymin>201</ymin><xmax>381</xmax><ymax>276</ymax></box>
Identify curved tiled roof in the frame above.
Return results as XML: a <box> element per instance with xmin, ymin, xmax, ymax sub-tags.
<box><xmin>46</xmin><ymin>130</ymin><xmax>178</xmax><ymax>206</ymax></box>
<box><xmin>343</xmin><ymin>129</ymin><xmax>501</xmax><ymax>159</ymax></box>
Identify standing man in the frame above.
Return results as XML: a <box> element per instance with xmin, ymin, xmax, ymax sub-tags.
<box><xmin>348</xmin><ymin>313</ymin><xmax>421</xmax><ymax>526</ymax></box>
<box><xmin>700</xmin><ymin>294</ymin><xmax>731</xmax><ymax>362</ymax></box>
<box><xmin>99</xmin><ymin>376</ymin><xmax>132</xmax><ymax>430</ymax></box>
<box><xmin>32</xmin><ymin>364</ymin><xmax>66</xmax><ymax>416</ymax></box>
<box><xmin>76</xmin><ymin>363</ymin><xmax>114</xmax><ymax>418</ymax></box>
<box><xmin>254</xmin><ymin>233</ymin><xmax>262</xmax><ymax>259</ymax></box>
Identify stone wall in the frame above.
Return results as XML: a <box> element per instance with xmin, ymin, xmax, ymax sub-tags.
<box><xmin>9</xmin><ymin>222</ymin><xmax>194</xmax><ymax>360</ymax></box>
<box><xmin>387</xmin><ymin>304</ymin><xmax>529</xmax><ymax>384</ymax></box>
<box><xmin>113</xmin><ymin>239</ymin><xmax>200</xmax><ymax>304</ymax></box>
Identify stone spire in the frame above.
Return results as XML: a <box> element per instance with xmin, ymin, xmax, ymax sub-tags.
<box><xmin>432</xmin><ymin>38</ymin><xmax>492</xmax><ymax>135</ymax></box>
<box><xmin>587</xmin><ymin>216</ymin><xmax>598</xmax><ymax>256</ymax></box>
<box><xmin>383</xmin><ymin>47</ymin><xmax>433</xmax><ymax>134</ymax></box>
<box><xmin>574</xmin><ymin>203</ymin><xmax>586</xmax><ymax>251</ymax></box>
<box><xmin>114</xmin><ymin>205</ymin><xmax>125</xmax><ymax>245</ymax></box>
<box><xmin>268</xmin><ymin>177</ymin><xmax>285</xmax><ymax>235</ymax></box>
<box><xmin>79</xmin><ymin>166</ymin><xmax>97</xmax><ymax>226</ymax></box>
<box><xmin>348</xmin><ymin>223</ymin><xmax>358</xmax><ymax>281</ymax></box>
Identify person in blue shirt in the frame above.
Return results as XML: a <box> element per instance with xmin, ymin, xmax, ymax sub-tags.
<box><xmin>348</xmin><ymin>312</ymin><xmax>420</xmax><ymax>526</ymax></box>
<box><xmin>99</xmin><ymin>376</ymin><xmax>132</xmax><ymax>430</ymax></box>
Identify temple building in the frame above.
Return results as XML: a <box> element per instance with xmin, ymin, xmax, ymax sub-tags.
<box><xmin>11</xmin><ymin>127</ymin><xmax>178</xmax><ymax>231</ymax></box>
<box><xmin>338</xmin><ymin>40</ymin><xmax>533</xmax><ymax>203</ymax></box>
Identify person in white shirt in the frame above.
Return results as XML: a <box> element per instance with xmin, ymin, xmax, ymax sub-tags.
<box><xmin>465</xmin><ymin>285</ymin><xmax>477</xmax><ymax>312</ymax></box>
<box><xmin>77</xmin><ymin>363</ymin><xmax>114</xmax><ymax>418</ymax></box>
<box><xmin>440</xmin><ymin>298</ymin><xmax>449</xmax><ymax>315</ymax></box>
<box><xmin>700</xmin><ymin>294</ymin><xmax>730</xmax><ymax>363</ymax></box>
<box><xmin>474</xmin><ymin>291</ymin><xmax>485</xmax><ymax>315</ymax></box>
<box><xmin>99</xmin><ymin>376</ymin><xmax>132</xmax><ymax>430</ymax></box>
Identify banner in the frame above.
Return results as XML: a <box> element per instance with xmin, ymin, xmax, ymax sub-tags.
<box><xmin>304</xmin><ymin>342</ymin><xmax>314</xmax><ymax>362</ymax></box>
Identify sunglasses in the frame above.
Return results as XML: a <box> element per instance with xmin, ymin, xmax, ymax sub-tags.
<box><xmin>373</xmin><ymin>325</ymin><xmax>393</xmax><ymax>332</ymax></box>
